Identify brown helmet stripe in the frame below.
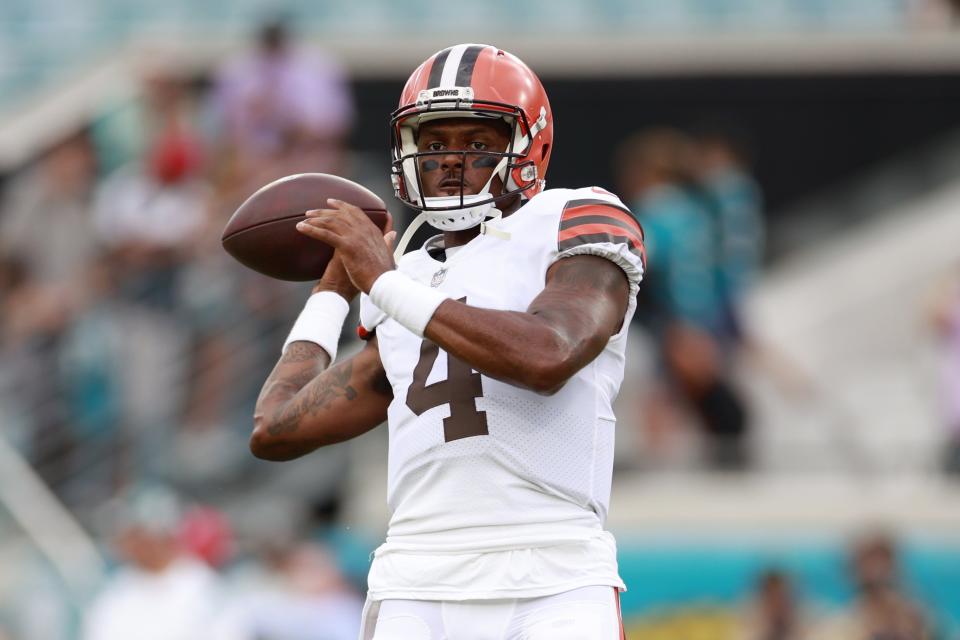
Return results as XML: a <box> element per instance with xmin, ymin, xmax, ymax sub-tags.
<box><xmin>455</xmin><ymin>45</ymin><xmax>486</xmax><ymax>86</ymax></box>
<box><xmin>427</xmin><ymin>47</ymin><xmax>453</xmax><ymax>88</ymax></box>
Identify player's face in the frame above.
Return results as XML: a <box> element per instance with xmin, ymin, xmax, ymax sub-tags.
<box><xmin>416</xmin><ymin>118</ymin><xmax>512</xmax><ymax>198</ymax></box>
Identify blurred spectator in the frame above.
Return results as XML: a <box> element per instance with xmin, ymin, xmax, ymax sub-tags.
<box><xmin>0</xmin><ymin>253</ymin><xmax>77</xmax><ymax>488</ymax></box>
<box><xmin>92</xmin><ymin>73</ymin><xmax>209</xmax><ymax>309</ymax></box>
<box><xmin>0</xmin><ymin>132</ymin><xmax>119</xmax><ymax>499</ymax></box>
<box><xmin>930</xmin><ymin>268</ymin><xmax>960</xmax><ymax>475</ymax></box>
<box><xmin>229</xmin><ymin>541</ymin><xmax>363</xmax><ymax>640</ymax></box>
<box><xmin>81</xmin><ymin>74</ymin><xmax>210</xmax><ymax>485</ymax></box>
<box><xmin>208</xmin><ymin>16</ymin><xmax>354</xmax><ymax>201</ymax></box>
<box><xmin>0</xmin><ymin>130</ymin><xmax>100</xmax><ymax>288</ymax></box>
<box><xmin>818</xmin><ymin>533</ymin><xmax>930</xmax><ymax>640</ymax></box>
<box><xmin>83</xmin><ymin>488</ymin><xmax>242</xmax><ymax>640</ymax></box>
<box><xmin>692</xmin><ymin>125</ymin><xmax>765</xmax><ymax>347</ymax></box>
<box><xmin>693</xmin><ymin>126</ymin><xmax>811</xmax><ymax>403</ymax></box>
<box><xmin>739</xmin><ymin>569</ymin><xmax>806</xmax><ymax>640</ymax></box>
<box><xmin>178</xmin><ymin>505</ymin><xmax>235</xmax><ymax>568</ymax></box>
<box><xmin>616</xmin><ymin>128</ymin><xmax>750</xmax><ymax>470</ymax></box>
<box><xmin>617</xmin><ymin>129</ymin><xmax>720</xmax><ymax>335</ymax></box>
<box><xmin>0</xmin><ymin>257</ymin><xmax>73</xmax><ymax>349</ymax></box>
<box><xmin>54</xmin><ymin>257</ymin><xmax>126</xmax><ymax>506</ymax></box>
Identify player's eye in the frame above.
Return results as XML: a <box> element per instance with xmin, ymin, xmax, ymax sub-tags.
<box><xmin>425</xmin><ymin>142</ymin><xmax>445</xmax><ymax>152</ymax></box>
<box><xmin>468</xmin><ymin>142</ymin><xmax>488</xmax><ymax>151</ymax></box>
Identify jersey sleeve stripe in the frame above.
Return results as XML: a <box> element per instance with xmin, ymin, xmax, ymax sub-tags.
<box><xmin>563</xmin><ymin>198</ymin><xmax>634</xmax><ymax>216</ymax></box>
<box><xmin>559</xmin><ymin>215</ymin><xmax>644</xmax><ymax>245</ymax></box>
<box><xmin>558</xmin><ymin>223</ymin><xmax>642</xmax><ymax>249</ymax></box>
<box><xmin>558</xmin><ymin>229</ymin><xmax>645</xmax><ymax>259</ymax></box>
<box><xmin>561</xmin><ymin>199</ymin><xmax>644</xmax><ymax>239</ymax></box>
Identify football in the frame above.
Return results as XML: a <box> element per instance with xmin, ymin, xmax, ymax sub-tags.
<box><xmin>221</xmin><ymin>173</ymin><xmax>391</xmax><ymax>281</ymax></box>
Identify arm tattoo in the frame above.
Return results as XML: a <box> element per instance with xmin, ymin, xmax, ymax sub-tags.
<box><xmin>267</xmin><ymin>360</ymin><xmax>357</xmax><ymax>436</ymax></box>
<box><xmin>256</xmin><ymin>342</ymin><xmax>328</xmax><ymax>406</ymax></box>
<box><xmin>282</xmin><ymin>341</ymin><xmax>328</xmax><ymax>363</ymax></box>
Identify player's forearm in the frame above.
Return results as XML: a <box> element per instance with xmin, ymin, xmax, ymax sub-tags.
<box><xmin>252</xmin><ymin>342</ymin><xmax>332</xmax><ymax>459</ymax></box>
<box><xmin>251</xmin><ymin>340</ymin><xmax>392</xmax><ymax>460</ymax></box>
<box><xmin>424</xmin><ymin>301</ymin><xmax>597</xmax><ymax>394</ymax></box>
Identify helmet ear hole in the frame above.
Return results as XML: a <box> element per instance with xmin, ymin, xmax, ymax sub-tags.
<box><xmin>541</xmin><ymin>143</ymin><xmax>550</xmax><ymax>161</ymax></box>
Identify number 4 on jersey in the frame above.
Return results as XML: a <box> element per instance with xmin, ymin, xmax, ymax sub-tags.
<box><xmin>406</xmin><ymin>339</ymin><xmax>488</xmax><ymax>442</ymax></box>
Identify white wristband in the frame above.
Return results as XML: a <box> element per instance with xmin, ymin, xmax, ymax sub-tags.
<box><xmin>368</xmin><ymin>270</ymin><xmax>451</xmax><ymax>337</ymax></box>
<box><xmin>282</xmin><ymin>291</ymin><xmax>350</xmax><ymax>361</ymax></box>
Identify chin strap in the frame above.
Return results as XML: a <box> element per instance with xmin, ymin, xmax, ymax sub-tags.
<box><xmin>479</xmin><ymin>209</ymin><xmax>511</xmax><ymax>240</ymax></box>
<box><xmin>393</xmin><ymin>211</ymin><xmax>428</xmax><ymax>262</ymax></box>
<box><xmin>393</xmin><ymin>207</ymin><xmax>512</xmax><ymax>261</ymax></box>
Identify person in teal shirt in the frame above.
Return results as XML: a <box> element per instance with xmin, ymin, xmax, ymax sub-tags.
<box><xmin>616</xmin><ymin>128</ymin><xmax>749</xmax><ymax>469</ymax></box>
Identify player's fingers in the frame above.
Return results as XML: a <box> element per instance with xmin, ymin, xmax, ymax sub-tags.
<box><xmin>304</xmin><ymin>208</ymin><xmax>339</xmax><ymax>219</ymax></box>
<box><xmin>326</xmin><ymin>198</ymin><xmax>365</xmax><ymax>219</ymax></box>
<box><xmin>306</xmin><ymin>205</ymin><xmax>366</xmax><ymax>235</ymax></box>
<box><xmin>302</xmin><ymin>213</ymin><xmax>348</xmax><ymax>234</ymax></box>
<box><xmin>304</xmin><ymin>209</ymin><xmax>354</xmax><ymax>238</ymax></box>
<box><xmin>383</xmin><ymin>230</ymin><xmax>397</xmax><ymax>251</ymax></box>
<box><xmin>325</xmin><ymin>198</ymin><xmax>356</xmax><ymax>211</ymax></box>
<box><xmin>295</xmin><ymin>220</ymin><xmax>342</xmax><ymax>245</ymax></box>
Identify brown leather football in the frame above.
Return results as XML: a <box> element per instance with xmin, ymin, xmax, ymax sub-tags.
<box><xmin>221</xmin><ymin>173</ymin><xmax>391</xmax><ymax>281</ymax></box>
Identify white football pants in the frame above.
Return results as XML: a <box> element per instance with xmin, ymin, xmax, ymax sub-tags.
<box><xmin>360</xmin><ymin>585</ymin><xmax>624</xmax><ymax>640</ymax></box>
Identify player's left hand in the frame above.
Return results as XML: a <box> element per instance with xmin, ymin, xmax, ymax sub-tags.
<box><xmin>297</xmin><ymin>199</ymin><xmax>397</xmax><ymax>293</ymax></box>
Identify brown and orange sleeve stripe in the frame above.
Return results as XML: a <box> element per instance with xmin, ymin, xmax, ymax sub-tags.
<box><xmin>558</xmin><ymin>199</ymin><xmax>646</xmax><ymax>268</ymax></box>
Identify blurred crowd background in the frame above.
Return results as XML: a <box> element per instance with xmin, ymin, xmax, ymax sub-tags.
<box><xmin>2</xmin><ymin>1</ymin><xmax>960</xmax><ymax>639</ymax></box>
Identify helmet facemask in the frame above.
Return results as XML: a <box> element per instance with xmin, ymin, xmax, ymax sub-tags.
<box><xmin>390</xmin><ymin>90</ymin><xmax>545</xmax><ymax>232</ymax></box>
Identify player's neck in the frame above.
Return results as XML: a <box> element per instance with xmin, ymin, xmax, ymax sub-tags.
<box><xmin>442</xmin><ymin>196</ymin><xmax>521</xmax><ymax>249</ymax></box>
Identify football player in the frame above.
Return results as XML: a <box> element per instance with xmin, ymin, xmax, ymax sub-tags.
<box><xmin>252</xmin><ymin>44</ymin><xmax>645</xmax><ymax>639</ymax></box>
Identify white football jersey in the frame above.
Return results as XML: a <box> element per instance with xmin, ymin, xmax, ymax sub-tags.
<box><xmin>358</xmin><ymin>187</ymin><xmax>645</xmax><ymax>601</ymax></box>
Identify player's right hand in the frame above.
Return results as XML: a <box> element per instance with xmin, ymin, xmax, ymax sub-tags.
<box><xmin>312</xmin><ymin>250</ymin><xmax>359</xmax><ymax>302</ymax></box>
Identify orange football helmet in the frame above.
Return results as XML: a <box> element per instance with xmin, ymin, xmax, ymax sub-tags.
<box><xmin>390</xmin><ymin>44</ymin><xmax>554</xmax><ymax>231</ymax></box>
